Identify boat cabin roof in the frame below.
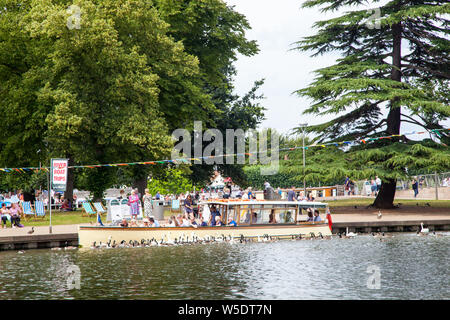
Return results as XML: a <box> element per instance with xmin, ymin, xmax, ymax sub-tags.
<box><xmin>199</xmin><ymin>200</ymin><xmax>328</xmax><ymax>209</ymax></box>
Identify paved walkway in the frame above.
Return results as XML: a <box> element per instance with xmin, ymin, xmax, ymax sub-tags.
<box><xmin>0</xmin><ymin>224</ymin><xmax>81</xmax><ymax>237</ymax></box>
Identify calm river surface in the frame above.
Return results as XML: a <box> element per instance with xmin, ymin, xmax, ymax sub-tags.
<box><xmin>0</xmin><ymin>233</ymin><xmax>448</xmax><ymax>299</ymax></box>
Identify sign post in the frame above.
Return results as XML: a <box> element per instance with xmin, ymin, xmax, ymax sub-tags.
<box><xmin>50</xmin><ymin>158</ymin><xmax>68</xmax><ymax>234</ymax></box>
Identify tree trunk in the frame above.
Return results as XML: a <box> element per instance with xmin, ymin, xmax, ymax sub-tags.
<box><xmin>373</xmin><ymin>179</ymin><xmax>397</xmax><ymax>209</ymax></box>
<box><xmin>372</xmin><ymin>22</ymin><xmax>402</xmax><ymax>209</ymax></box>
<box><xmin>133</xmin><ymin>174</ymin><xmax>148</xmax><ymax>202</ymax></box>
<box><xmin>64</xmin><ymin>156</ymin><xmax>74</xmax><ymax>203</ymax></box>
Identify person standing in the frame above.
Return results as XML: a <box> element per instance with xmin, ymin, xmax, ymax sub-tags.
<box><xmin>344</xmin><ymin>176</ymin><xmax>350</xmax><ymax>195</ymax></box>
<box><xmin>184</xmin><ymin>194</ymin><xmax>193</xmax><ymax>217</ymax></box>
<box><xmin>375</xmin><ymin>176</ymin><xmax>382</xmax><ymax>195</ymax></box>
<box><xmin>370</xmin><ymin>179</ymin><xmax>377</xmax><ymax>196</ymax></box>
<box><xmin>209</xmin><ymin>205</ymin><xmax>221</xmax><ymax>226</ymax></box>
<box><xmin>128</xmin><ymin>189</ymin><xmax>140</xmax><ymax>220</ymax></box>
<box><xmin>348</xmin><ymin>179</ymin><xmax>355</xmax><ymax>196</ymax></box>
<box><xmin>143</xmin><ymin>189</ymin><xmax>153</xmax><ymax>218</ymax></box>
<box><xmin>287</xmin><ymin>186</ymin><xmax>296</xmax><ymax>201</ymax></box>
<box><xmin>247</xmin><ymin>187</ymin><xmax>253</xmax><ymax>199</ymax></box>
<box><xmin>412</xmin><ymin>178</ymin><xmax>419</xmax><ymax>198</ymax></box>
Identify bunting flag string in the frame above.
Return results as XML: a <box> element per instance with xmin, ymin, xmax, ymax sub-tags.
<box><xmin>0</xmin><ymin>128</ymin><xmax>448</xmax><ymax>173</ymax></box>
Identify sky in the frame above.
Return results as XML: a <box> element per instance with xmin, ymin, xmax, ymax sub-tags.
<box><xmin>224</xmin><ymin>0</ymin><xmax>449</xmax><ymax>140</ymax></box>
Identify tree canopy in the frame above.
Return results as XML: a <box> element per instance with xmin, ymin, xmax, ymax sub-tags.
<box><xmin>293</xmin><ymin>0</ymin><xmax>450</xmax><ymax>208</ymax></box>
<box><xmin>0</xmin><ymin>0</ymin><xmax>265</xmax><ymax>197</ymax></box>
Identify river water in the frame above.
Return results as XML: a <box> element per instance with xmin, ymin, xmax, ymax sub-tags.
<box><xmin>0</xmin><ymin>233</ymin><xmax>448</xmax><ymax>300</ymax></box>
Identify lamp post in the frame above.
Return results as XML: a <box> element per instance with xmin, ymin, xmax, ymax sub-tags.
<box><xmin>299</xmin><ymin>123</ymin><xmax>308</xmax><ymax>197</ymax></box>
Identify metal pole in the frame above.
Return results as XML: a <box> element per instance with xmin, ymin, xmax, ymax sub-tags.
<box><xmin>435</xmin><ymin>172</ymin><xmax>438</xmax><ymax>200</ymax></box>
<box><xmin>49</xmin><ymin>160</ymin><xmax>52</xmax><ymax>234</ymax></box>
<box><xmin>302</xmin><ymin>127</ymin><xmax>306</xmax><ymax>197</ymax></box>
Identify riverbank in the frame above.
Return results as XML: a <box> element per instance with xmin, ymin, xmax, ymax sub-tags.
<box><xmin>2</xmin><ymin>210</ymin><xmax>448</xmax><ymax>236</ymax></box>
<box><xmin>1</xmin><ymin>208</ymin><xmax>449</xmax><ymax>251</ymax></box>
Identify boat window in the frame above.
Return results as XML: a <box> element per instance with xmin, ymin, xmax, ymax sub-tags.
<box><xmin>250</xmin><ymin>209</ymin><xmax>270</xmax><ymax>224</ymax></box>
<box><xmin>277</xmin><ymin>210</ymin><xmax>294</xmax><ymax>223</ymax></box>
<box><xmin>238</xmin><ymin>206</ymin><xmax>251</xmax><ymax>225</ymax></box>
<box><xmin>228</xmin><ymin>206</ymin><xmax>238</xmax><ymax>224</ymax></box>
<box><xmin>202</xmin><ymin>204</ymin><xmax>211</xmax><ymax>223</ymax></box>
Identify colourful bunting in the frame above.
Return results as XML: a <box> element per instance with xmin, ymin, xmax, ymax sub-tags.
<box><xmin>0</xmin><ymin>128</ymin><xmax>448</xmax><ymax>173</ymax></box>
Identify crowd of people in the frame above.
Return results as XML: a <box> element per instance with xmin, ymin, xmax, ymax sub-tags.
<box><xmin>286</xmin><ymin>186</ymin><xmax>316</xmax><ymax>202</ymax></box>
<box><xmin>115</xmin><ymin>184</ymin><xmax>326</xmax><ymax>229</ymax></box>
<box><xmin>442</xmin><ymin>177</ymin><xmax>450</xmax><ymax>187</ymax></box>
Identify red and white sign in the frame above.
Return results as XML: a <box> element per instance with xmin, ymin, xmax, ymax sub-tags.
<box><xmin>51</xmin><ymin>159</ymin><xmax>69</xmax><ymax>192</ymax></box>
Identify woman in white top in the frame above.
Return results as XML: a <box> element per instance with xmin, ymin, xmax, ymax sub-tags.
<box><xmin>143</xmin><ymin>189</ymin><xmax>153</xmax><ymax>218</ymax></box>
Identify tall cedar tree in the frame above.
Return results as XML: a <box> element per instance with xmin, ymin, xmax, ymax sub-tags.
<box><xmin>295</xmin><ymin>0</ymin><xmax>449</xmax><ymax>208</ymax></box>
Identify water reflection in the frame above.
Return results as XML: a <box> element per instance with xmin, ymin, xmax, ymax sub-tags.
<box><xmin>0</xmin><ymin>233</ymin><xmax>448</xmax><ymax>299</ymax></box>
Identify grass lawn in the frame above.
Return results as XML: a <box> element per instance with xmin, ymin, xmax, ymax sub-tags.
<box><xmin>21</xmin><ymin>210</ymin><xmax>95</xmax><ymax>227</ymax></box>
<box><xmin>23</xmin><ymin>209</ymin><xmax>177</xmax><ymax>227</ymax></box>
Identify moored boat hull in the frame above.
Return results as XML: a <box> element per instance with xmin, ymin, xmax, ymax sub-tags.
<box><xmin>78</xmin><ymin>223</ymin><xmax>332</xmax><ymax>247</ymax></box>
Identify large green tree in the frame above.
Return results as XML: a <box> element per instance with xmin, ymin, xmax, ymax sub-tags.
<box><xmin>155</xmin><ymin>0</ymin><xmax>266</xmax><ymax>186</ymax></box>
<box><xmin>0</xmin><ymin>0</ymin><xmax>210</xmax><ymax>199</ymax></box>
<box><xmin>294</xmin><ymin>0</ymin><xmax>450</xmax><ymax>208</ymax></box>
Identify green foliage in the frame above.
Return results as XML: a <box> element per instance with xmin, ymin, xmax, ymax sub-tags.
<box><xmin>294</xmin><ymin>0</ymin><xmax>449</xmax><ymax>141</ymax></box>
<box><xmin>0</xmin><ymin>0</ymin><xmax>265</xmax><ymax>196</ymax></box>
<box><xmin>147</xmin><ymin>167</ymin><xmax>193</xmax><ymax>195</ymax></box>
<box><xmin>0</xmin><ymin>170</ymin><xmax>48</xmax><ymax>193</ymax></box>
<box><xmin>154</xmin><ymin>0</ymin><xmax>265</xmax><ymax>185</ymax></box>
<box><xmin>292</xmin><ymin>0</ymin><xmax>449</xmax><ymax>207</ymax></box>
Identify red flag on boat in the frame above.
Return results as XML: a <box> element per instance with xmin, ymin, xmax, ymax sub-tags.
<box><xmin>326</xmin><ymin>208</ymin><xmax>333</xmax><ymax>231</ymax></box>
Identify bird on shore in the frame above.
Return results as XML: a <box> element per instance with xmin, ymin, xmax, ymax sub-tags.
<box><xmin>17</xmin><ymin>250</ymin><xmax>24</xmax><ymax>254</ymax></box>
<box><xmin>27</xmin><ymin>227</ymin><xmax>35</xmax><ymax>234</ymax></box>
<box><xmin>377</xmin><ymin>211</ymin><xmax>382</xmax><ymax>219</ymax></box>
<box><xmin>426</xmin><ymin>203</ymin><xmax>431</xmax><ymax>207</ymax></box>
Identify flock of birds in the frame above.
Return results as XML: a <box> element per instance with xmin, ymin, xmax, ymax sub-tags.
<box><xmin>15</xmin><ymin>221</ymin><xmax>445</xmax><ymax>253</ymax></box>
<box><xmin>88</xmin><ymin>231</ymin><xmax>338</xmax><ymax>249</ymax></box>
<box><xmin>86</xmin><ymin>222</ymin><xmax>447</xmax><ymax>249</ymax></box>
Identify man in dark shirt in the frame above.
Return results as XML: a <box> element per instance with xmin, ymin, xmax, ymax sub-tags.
<box><xmin>210</xmin><ymin>205</ymin><xmax>221</xmax><ymax>226</ymax></box>
<box><xmin>184</xmin><ymin>195</ymin><xmax>193</xmax><ymax>216</ymax></box>
<box><xmin>287</xmin><ymin>186</ymin><xmax>296</xmax><ymax>201</ymax></box>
